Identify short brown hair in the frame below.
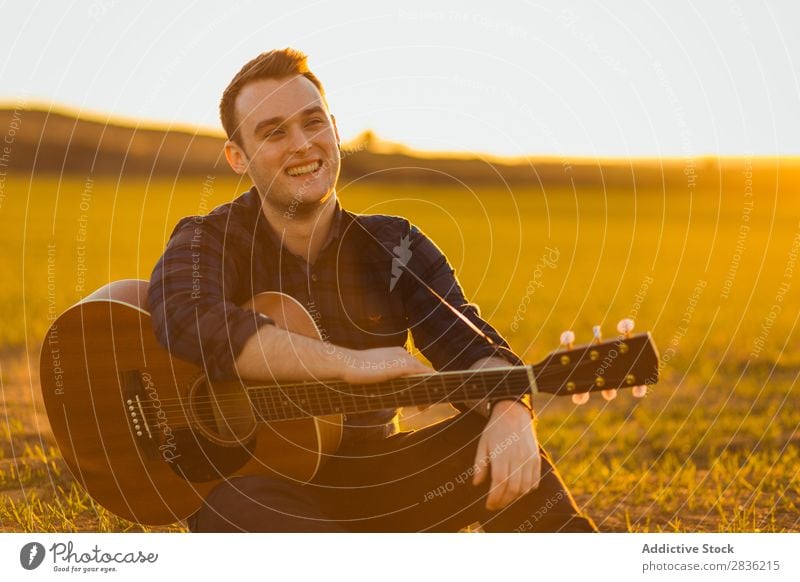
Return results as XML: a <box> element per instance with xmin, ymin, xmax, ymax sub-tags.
<box><xmin>220</xmin><ymin>48</ymin><xmax>326</xmax><ymax>145</ymax></box>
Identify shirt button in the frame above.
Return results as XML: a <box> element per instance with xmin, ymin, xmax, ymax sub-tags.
<box><xmin>311</xmin><ymin>273</ymin><xmax>318</xmax><ymax>282</ymax></box>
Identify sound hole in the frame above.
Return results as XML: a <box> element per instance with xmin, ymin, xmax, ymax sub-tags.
<box><xmin>188</xmin><ymin>378</ymin><xmax>258</xmax><ymax>446</ymax></box>
<box><xmin>164</xmin><ymin>379</ymin><xmax>259</xmax><ymax>483</ymax></box>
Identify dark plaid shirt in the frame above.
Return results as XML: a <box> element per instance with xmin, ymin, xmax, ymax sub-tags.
<box><xmin>148</xmin><ymin>186</ymin><xmax>522</xmax><ymax>441</ymax></box>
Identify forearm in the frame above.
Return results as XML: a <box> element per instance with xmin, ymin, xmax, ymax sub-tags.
<box><xmin>233</xmin><ymin>324</ymin><xmax>349</xmax><ymax>382</ymax></box>
<box><xmin>233</xmin><ymin>325</ymin><xmax>432</xmax><ymax>384</ymax></box>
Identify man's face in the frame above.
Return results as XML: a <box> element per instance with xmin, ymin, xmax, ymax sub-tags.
<box><xmin>226</xmin><ymin>75</ymin><xmax>341</xmax><ymax>216</ymax></box>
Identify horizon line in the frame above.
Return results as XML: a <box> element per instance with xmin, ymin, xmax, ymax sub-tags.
<box><xmin>2</xmin><ymin>98</ymin><xmax>799</xmax><ymax>166</ymax></box>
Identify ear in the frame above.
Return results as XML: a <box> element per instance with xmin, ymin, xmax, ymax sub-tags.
<box><xmin>224</xmin><ymin>139</ymin><xmax>249</xmax><ymax>175</ymax></box>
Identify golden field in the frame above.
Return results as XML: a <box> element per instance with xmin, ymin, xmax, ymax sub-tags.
<box><xmin>1</xmin><ymin>168</ymin><xmax>798</xmax><ymax>532</ymax></box>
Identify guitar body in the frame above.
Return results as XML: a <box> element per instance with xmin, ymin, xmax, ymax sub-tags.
<box><xmin>39</xmin><ymin>280</ymin><xmax>342</xmax><ymax>525</ymax></box>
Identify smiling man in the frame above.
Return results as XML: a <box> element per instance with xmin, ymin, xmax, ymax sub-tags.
<box><xmin>148</xmin><ymin>48</ymin><xmax>597</xmax><ymax>532</ymax></box>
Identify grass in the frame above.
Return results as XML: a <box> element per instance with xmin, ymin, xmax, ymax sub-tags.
<box><xmin>1</xmin><ymin>171</ymin><xmax>798</xmax><ymax>532</ymax></box>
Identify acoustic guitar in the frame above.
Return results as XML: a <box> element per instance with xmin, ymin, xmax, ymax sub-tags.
<box><xmin>39</xmin><ymin>279</ymin><xmax>659</xmax><ymax>525</ymax></box>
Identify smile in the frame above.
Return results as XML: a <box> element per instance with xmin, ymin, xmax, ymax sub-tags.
<box><xmin>286</xmin><ymin>160</ymin><xmax>322</xmax><ymax>177</ymax></box>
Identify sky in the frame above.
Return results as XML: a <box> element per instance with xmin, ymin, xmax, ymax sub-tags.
<box><xmin>1</xmin><ymin>0</ymin><xmax>799</xmax><ymax>158</ymax></box>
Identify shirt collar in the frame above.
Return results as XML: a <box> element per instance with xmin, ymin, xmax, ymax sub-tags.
<box><xmin>246</xmin><ymin>186</ymin><xmax>346</xmax><ymax>257</ymax></box>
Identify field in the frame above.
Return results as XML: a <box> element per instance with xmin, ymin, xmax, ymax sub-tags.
<box><xmin>1</xmin><ymin>170</ymin><xmax>798</xmax><ymax>532</ymax></box>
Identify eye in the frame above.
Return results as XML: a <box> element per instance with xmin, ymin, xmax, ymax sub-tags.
<box><xmin>264</xmin><ymin>129</ymin><xmax>285</xmax><ymax>140</ymax></box>
<box><xmin>306</xmin><ymin>117</ymin><xmax>324</xmax><ymax>127</ymax></box>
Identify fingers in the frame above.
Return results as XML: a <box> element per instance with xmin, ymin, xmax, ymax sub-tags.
<box><xmin>486</xmin><ymin>457</ymin><xmax>515</xmax><ymax>511</ymax></box>
<box><xmin>472</xmin><ymin>437</ymin><xmax>488</xmax><ymax>486</ymax></box>
<box><xmin>482</xmin><ymin>447</ymin><xmax>543</xmax><ymax>511</ymax></box>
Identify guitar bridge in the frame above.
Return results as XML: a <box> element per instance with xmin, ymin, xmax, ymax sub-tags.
<box><xmin>122</xmin><ymin>370</ymin><xmax>159</xmax><ymax>459</ymax></box>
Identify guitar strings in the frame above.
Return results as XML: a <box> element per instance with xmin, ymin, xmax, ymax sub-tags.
<box><xmin>133</xmin><ymin>368</ymin><xmax>542</xmax><ymax>427</ymax></box>
<box><xmin>129</xmin><ymin>359</ymin><xmax>640</xmax><ymax>427</ymax></box>
<box><xmin>133</xmin><ymin>367</ymin><xmax>536</xmax><ymax>424</ymax></box>
<box><xmin>133</xmin><ymin>357</ymin><xmax>626</xmax><ymax>423</ymax></box>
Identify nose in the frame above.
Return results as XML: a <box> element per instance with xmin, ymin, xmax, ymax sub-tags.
<box><xmin>287</xmin><ymin>126</ymin><xmax>312</xmax><ymax>154</ymax></box>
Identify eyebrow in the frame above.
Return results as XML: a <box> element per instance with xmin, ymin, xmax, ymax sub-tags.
<box><xmin>252</xmin><ymin>106</ymin><xmax>326</xmax><ymax>136</ymax></box>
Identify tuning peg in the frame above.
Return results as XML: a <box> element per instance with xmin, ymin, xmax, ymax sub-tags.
<box><xmin>571</xmin><ymin>392</ymin><xmax>590</xmax><ymax>405</ymax></box>
<box><xmin>601</xmin><ymin>389</ymin><xmax>618</xmax><ymax>401</ymax></box>
<box><xmin>617</xmin><ymin>318</ymin><xmax>635</xmax><ymax>338</ymax></box>
<box><xmin>591</xmin><ymin>325</ymin><xmax>602</xmax><ymax>344</ymax></box>
<box><xmin>632</xmin><ymin>385</ymin><xmax>648</xmax><ymax>398</ymax></box>
<box><xmin>560</xmin><ymin>330</ymin><xmax>575</xmax><ymax>349</ymax></box>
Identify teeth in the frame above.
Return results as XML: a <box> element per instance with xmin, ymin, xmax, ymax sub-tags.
<box><xmin>286</xmin><ymin>161</ymin><xmax>320</xmax><ymax>176</ymax></box>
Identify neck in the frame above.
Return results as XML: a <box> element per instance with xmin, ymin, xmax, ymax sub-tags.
<box><xmin>260</xmin><ymin>192</ymin><xmax>338</xmax><ymax>263</ymax></box>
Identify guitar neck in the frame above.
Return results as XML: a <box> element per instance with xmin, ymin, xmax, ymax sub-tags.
<box><xmin>234</xmin><ymin>332</ymin><xmax>659</xmax><ymax>422</ymax></box>
<box><xmin>242</xmin><ymin>366</ymin><xmax>535</xmax><ymax>422</ymax></box>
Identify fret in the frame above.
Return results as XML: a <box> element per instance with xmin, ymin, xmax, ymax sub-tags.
<box><xmin>392</xmin><ymin>378</ymin><xmax>402</xmax><ymax>408</ymax></box>
<box><xmin>253</xmin><ymin>387</ymin><xmax>270</xmax><ymax>421</ymax></box>
<box><xmin>335</xmin><ymin>381</ymin><xmax>346</xmax><ymax>415</ymax></box>
<box><xmin>478</xmin><ymin>371</ymin><xmax>495</xmax><ymax>402</ymax></box>
<box><xmin>271</xmin><ymin>387</ymin><xmax>282</xmax><ymax>420</ymax></box>
<box><xmin>311</xmin><ymin>382</ymin><xmax>321</xmax><ymax>416</ymax></box>
<box><xmin>298</xmin><ymin>383</ymin><xmax>309</xmax><ymax>416</ymax></box>
<box><xmin>283</xmin><ymin>385</ymin><xmax>296</xmax><ymax>419</ymax></box>
<box><xmin>407</xmin><ymin>377</ymin><xmax>417</xmax><ymax>406</ymax></box>
<box><xmin>248</xmin><ymin>388</ymin><xmax>260</xmax><ymax>419</ymax></box>
<box><xmin>256</xmin><ymin>388</ymin><xmax>269</xmax><ymax>420</ymax></box>
<box><xmin>465</xmin><ymin>370</ymin><xmax>477</xmax><ymax>403</ymax></box>
<box><xmin>392</xmin><ymin>376</ymin><xmax>408</xmax><ymax>407</ymax></box>
<box><xmin>265</xmin><ymin>388</ymin><xmax>276</xmax><ymax>420</ymax></box>
<box><xmin>279</xmin><ymin>387</ymin><xmax>293</xmax><ymax>421</ymax></box>
<box><xmin>269</xmin><ymin>387</ymin><xmax>282</xmax><ymax>420</ymax></box>
<box><xmin>305</xmin><ymin>383</ymin><xmax>316</xmax><ymax>415</ymax></box>
<box><xmin>325</xmin><ymin>380</ymin><xmax>336</xmax><ymax>416</ymax></box>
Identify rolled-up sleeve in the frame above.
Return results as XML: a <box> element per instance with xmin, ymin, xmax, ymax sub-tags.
<box><xmin>402</xmin><ymin>224</ymin><xmax>522</xmax><ymax>372</ymax></box>
<box><xmin>148</xmin><ymin>217</ymin><xmax>274</xmax><ymax>380</ymax></box>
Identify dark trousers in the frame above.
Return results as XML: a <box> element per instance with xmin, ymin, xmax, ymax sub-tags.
<box><xmin>188</xmin><ymin>411</ymin><xmax>598</xmax><ymax>532</ymax></box>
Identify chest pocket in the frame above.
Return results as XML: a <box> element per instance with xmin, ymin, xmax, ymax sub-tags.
<box><xmin>341</xmin><ymin>273</ymin><xmax>407</xmax><ymax>344</ymax></box>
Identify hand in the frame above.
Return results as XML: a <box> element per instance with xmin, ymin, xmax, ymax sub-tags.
<box><xmin>472</xmin><ymin>400</ymin><xmax>541</xmax><ymax>511</ymax></box>
<box><xmin>338</xmin><ymin>346</ymin><xmax>432</xmax><ymax>384</ymax></box>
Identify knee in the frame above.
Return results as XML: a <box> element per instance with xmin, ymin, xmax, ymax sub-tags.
<box><xmin>190</xmin><ymin>476</ymin><xmax>340</xmax><ymax>532</ymax></box>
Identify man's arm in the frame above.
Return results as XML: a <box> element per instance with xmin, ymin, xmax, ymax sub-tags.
<box><xmin>398</xmin><ymin>224</ymin><xmax>540</xmax><ymax>510</ymax></box>
<box><xmin>401</xmin><ymin>224</ymin><xmax>522</xmax><ymax>372</ymax></box>
<box><xmin>233</xmin><ymin>324</ymin><xmax>430</xmax><ymax>384</ymax></box>
<box><xmin>148</xmin><ymin>217</ymin><xmax>275</xmax><ymax>380</ymax></box>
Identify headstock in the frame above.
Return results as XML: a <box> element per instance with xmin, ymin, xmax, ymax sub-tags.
<box><xmin>534</xmin><ymin>319</ymin><xmax>659</xmax><ymax>403</ymax></box>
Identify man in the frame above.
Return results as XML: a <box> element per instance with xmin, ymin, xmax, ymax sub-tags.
<box><xmin>148</xmin><ymin>48</ymin><xmax>596</xmax><ymax>532</ymax></box>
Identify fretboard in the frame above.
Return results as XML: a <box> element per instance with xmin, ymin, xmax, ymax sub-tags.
<box><xmin>244</xmin><ymin>366</ymin><xmax>535</xmax><ymax>422</ymax></box>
